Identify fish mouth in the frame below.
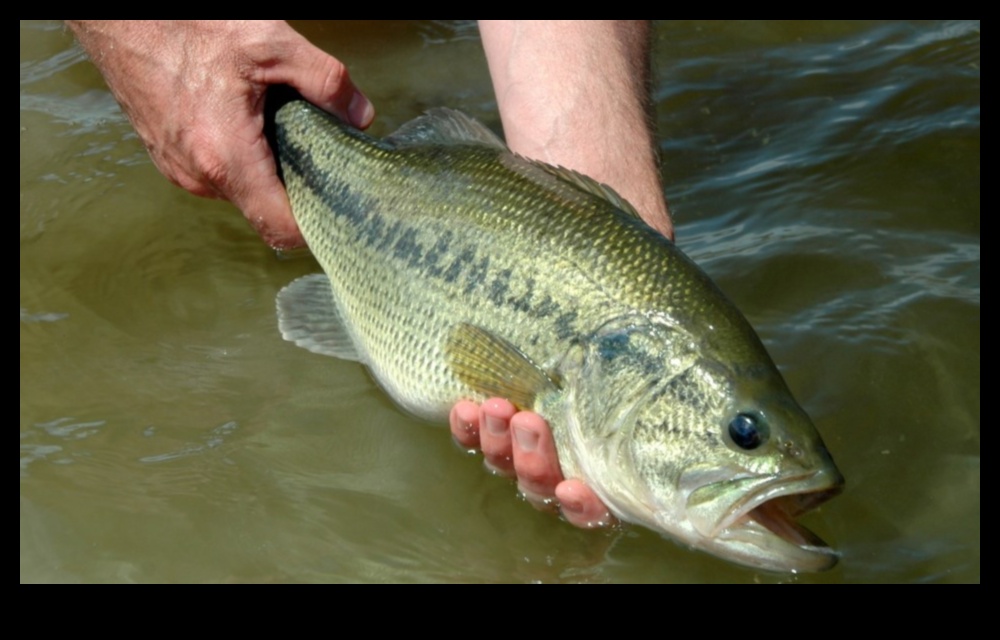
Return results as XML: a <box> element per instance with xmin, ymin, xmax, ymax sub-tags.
<box><xmin>685</xmin><ymin>467</ymin><xmax>843</xmax><ymax>572</ymax></box>
<box><xmin>743</xmin><ymin>483</ymin><xmax>842</xmax><ymax>550</ymax></box>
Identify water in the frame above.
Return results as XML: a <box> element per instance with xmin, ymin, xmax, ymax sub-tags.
<box><xmin>20</xmin><ymin>20</ymin><xmax>979</xmax><ymax>583</ymax></box>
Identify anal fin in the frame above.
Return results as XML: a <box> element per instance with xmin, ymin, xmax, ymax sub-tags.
<box><xmin>276</xmin><ymin>274</ymin><xmax>362</xmax><ymax>362</ymax></box>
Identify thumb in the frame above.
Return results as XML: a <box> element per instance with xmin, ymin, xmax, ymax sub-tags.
<box><xmin>239</xmin><ymin>176</ymin><xmax>303</xmax><ymax>250</ymax></box>
<box><xmin>224</xmin><ymin>136</ymin><xmax>304</xmax><ymax>250</ymax></box>
<box><xmin>267</xmin><ymin>38</ymin><xmax>375</xmax><ymax>129</ymax></box>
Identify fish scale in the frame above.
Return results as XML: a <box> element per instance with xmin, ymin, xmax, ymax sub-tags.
<box><xmin>279</xmin><ymin>107</ymin><xmax>636</xmax><ymax>411</ymax></box>
<box><xmin>274</xmin><ymin>99</ymin><xmax>843</xmax><ymax>572</ymax></box>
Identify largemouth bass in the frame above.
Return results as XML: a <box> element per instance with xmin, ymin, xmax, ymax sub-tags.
<box><xmin>274</xmin><ymin>99</ymin><xmax>844</xmax><ymax>572</ymax></box>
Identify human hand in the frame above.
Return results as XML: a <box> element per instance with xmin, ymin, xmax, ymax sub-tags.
<box><xmin>67</xmin><ymin>20</ymin><xmax>374</xmax><ymax>249</ymax></box>
<box><xmin>450</xmin><ymin>398</ymin><xmax>615</xmax><ymax>528</ymax></box>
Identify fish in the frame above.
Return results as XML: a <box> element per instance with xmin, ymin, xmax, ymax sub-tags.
<box><xmin>273</xmin><ymin>98</ymin><xmax>844</xmax><ymax>572</ymax></box>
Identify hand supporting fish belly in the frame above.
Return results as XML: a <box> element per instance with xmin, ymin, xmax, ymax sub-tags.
<box><xmin>450</xmin><ymin>397</ymin><xmax>615</xmax><ymax>528</ymax></box>
<box><xmin>274</xmin><ymin>98</ymin><xmax>844</xmax><ymax>572</ymax></box>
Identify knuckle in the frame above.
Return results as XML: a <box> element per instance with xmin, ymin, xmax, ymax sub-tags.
<box><xmin>515</xmin><ymin>464</ymin><xmax>550</xmax><ymax>487</ymax></box>
<box><xmin>319</xmin><ymin>59</ymin><xmax>349</xmax><ymax>99</ymax></box>
<box><xmin>157</xmin><ymin>157</ymin><xmax>212</xmax><ymax>197</ymax></box>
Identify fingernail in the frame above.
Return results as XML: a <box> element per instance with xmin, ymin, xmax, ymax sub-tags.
<box><xmin>485</xmin><ymin>414</ymin><xmax>507</xmax><ymax>437</ymax></box>
<box><xmin>513</xmin><ymin>425</ymin><xmax>538</xmax><ymax>452</ymax></box>
<box><xmin>348</xmin><ymin>93</ymin><xmax>374</xmax><ymax>128</ymax></box>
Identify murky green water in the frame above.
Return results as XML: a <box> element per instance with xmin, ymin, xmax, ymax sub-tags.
<box><xmin>20</xmin><ymin>20</ymin><xmax>979</xmax><ymax>583</ymax></box>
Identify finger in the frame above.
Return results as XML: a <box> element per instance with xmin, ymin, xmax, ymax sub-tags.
<box><xmin>478</xmin><ymin>398</ymin><xmax>516</xmax><ymax>476</ymax></box>
<box><xmin>268</xmin><ymin>39</ymin><xmax>374</xmax><ymax>129</ymax></box>
<box><xmin>217</xmin><ymin>129</ymin><xmax>305</xmax><ymax>249</ymax></box>
<box><xmin>155</xmin><ymin>160</ymin><xmax>217</xmax><ymax>200</ymax></box>
<box><xmin>510</xmin><ymin>411</ymin><xmax>563</xmax><ymax>508</ymax></box>
<box><xmin>240</xmin><ymin>179</ymin><xmax>302</xmax><ymax>249</ymax></box>
<box><xmin>556</xmin><ymin>479</ymin><xmax>616</xmax><ymax>529</ymax></box>
<box><xmin>450</xmin><ymin>400</ymin><xmax>481</xmax><ymax>450</ymax></box>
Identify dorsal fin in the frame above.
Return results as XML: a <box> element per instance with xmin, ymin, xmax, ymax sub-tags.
<box><xmin>522</xmin><ymin>159</ymin><xmax>645</xmax><ymax>220</ymax></box>
<box><xmin>388</xmin><ymin>107</ymin><xmax>644</xmax><ymax>220</ymax></box>
<box><xmin>386</xmin><ymin>108</ymin><xmax>508</xmax><ymax>150</ymax></box>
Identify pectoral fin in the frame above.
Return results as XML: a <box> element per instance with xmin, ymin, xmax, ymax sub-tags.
<box><xmin>445</xmin><ymin>323</ymin><xmax>559</xmax><ymax>409</ymax></box>
<box><xmin>276</xmin><ymin>274</ymin><xmax>362</xmax><ymax>362</ymax></box>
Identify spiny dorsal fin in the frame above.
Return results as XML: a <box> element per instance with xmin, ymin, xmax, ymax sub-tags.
<box><xmin>386</xmin><ymin>108</ymin><xmax>507</xmax><ymax>150</ymax></box>
<box><xmin>522</xmin><ymin>159</ymin><xmax>645</xmax><ymax>220</ymax></box>
<box><xmin>276</xmin><ymin>274</ymin><xmax>362</xmax><ymax>362</ymax></box>
<box><xmin>388</xmin><ymin>108</ymin><xmax>644</xmax><ymax>219</ymax></box>
<box><xmin>445</xmin><ymin>323</ymin><xmax>559</xmax><ymax>410</ymax></box>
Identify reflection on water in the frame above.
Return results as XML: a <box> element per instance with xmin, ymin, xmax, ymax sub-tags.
<box><xmin>20</xmin><ymin>20</ymin><xmax>979</xmax><ymax>583</ymax></box>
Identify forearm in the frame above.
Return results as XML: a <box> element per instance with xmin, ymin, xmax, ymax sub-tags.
<box><xmin>479</xmin><ymin>20</ymin><xmax>672</xmax><ymax>240</ymax></box>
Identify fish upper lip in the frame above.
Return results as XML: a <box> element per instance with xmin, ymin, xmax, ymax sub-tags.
<box><xmin>740</xmin><ymin>477</ymin><xmax>842</xmax><ymax>553</ymax></box>
<box><xmin>717</xmin><ymin>468</ymin><xmax>843</xmax><ymax>540</ymax></box>
<box><xmin>724</xmin><ymin>468</ymin><xmax>844</xmax><ymax>571</ymax></box>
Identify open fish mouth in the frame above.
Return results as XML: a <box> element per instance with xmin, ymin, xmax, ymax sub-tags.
<box><xmin>725</xmin><ymin>471</ymin><xmax>843</xmax><ymax>571</ymax></box>
<box><xmin>744</xmin><ymin>484</ymin><xmax>842</xmax><ymax>550</ymax></box>
<box><xmin>685</xmin><ymin>467</ymin><xmax>844</xmax><ymax>572</ymax></box>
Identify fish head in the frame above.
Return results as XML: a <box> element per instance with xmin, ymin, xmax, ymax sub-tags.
<box><xmin>549</xmin><ymin>314</ymin><xmax>844</xmax><ymax>572</ymax></box>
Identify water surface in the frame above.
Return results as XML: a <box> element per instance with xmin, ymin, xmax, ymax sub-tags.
<box><xmin>20</xmin><ymin>20</ymin><xmax>979</xmax><ymax>583</ymax></box>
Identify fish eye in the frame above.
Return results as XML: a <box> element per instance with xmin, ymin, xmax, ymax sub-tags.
<box><xmin>597</xmin><ymin>333</ymin><xmax>630</xmax><ymax>361</ymax></box>
<box><xmin>728</xmin><ymin>413</ymin><xmax>767</xmax><ymax>450</ymax></box>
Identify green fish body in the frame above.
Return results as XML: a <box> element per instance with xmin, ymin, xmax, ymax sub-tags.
<box><xmin>275</xmin><ymin>100</ymin><xmax>843</xmax><ymax>572</ymax></box>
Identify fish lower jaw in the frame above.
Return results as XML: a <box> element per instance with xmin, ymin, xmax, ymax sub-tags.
<box><xmin>702</xmin><ymin>484</ymin><xmax>842</xmax><ymax>572</ymax></box>
<box><xmin>599</xmin><ymin>494</ymin><xmax>838</xmax><ymax>573</ymax></box>
<box><xmin>674</xmin><ymin>469</ymin><xmax>843</xmax><ymax>572</ymax></box>
<box><xmin>706</xmin><ymin>512</ymin><xmax>840</xmax><ymax>573</ymax></box>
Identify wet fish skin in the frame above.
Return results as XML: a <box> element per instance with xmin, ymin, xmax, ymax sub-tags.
<box><xmin>274</xmin><ymin>99</ymin><xmax>843</xmax><ymax>572</ymax></box>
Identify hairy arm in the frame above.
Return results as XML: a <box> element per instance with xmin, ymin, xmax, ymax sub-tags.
<box><xmin>479</xmin><ymin>20</ymin><xmax>672</xmax><ymax>240</ymax></box>
<box><xmin>66</xmin><ymin>20</ymin><xmax>374</xmax><ymax>249</ymax></box>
